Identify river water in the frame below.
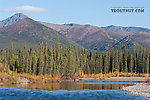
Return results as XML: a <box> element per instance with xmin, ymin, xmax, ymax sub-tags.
<box><xmin>0</xmin><ymin>80</ymin><xmax>148</xmax><ymax>100</ymax></box>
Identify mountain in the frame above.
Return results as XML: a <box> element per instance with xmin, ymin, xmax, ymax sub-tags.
<box><xmin>132</xmin><ymin>32</ymin><xmax>150</xmax><ymax>48</ymax></box>
<box><xmin>102</xmin><ymin>25</ymin><xmax>150</xmax><ymax>36</ymax></box>
<box><xmin>102</xmin><ymin>25</ymin><xmax>150</xmax><ymax>49</ymax></box>
<box><xmin>0</xmin><ymin>14</ymin><xmax>79</xmax><ymax>49</ymax></box>
<box><xmin>41</xmin><ymin>22</ymin><xmax>150</xmax><ymax>50</ymax></box>
<box><xmin>41</xmin><ymin>22</ymin><xmax>122</xmax><ymax>50</ymax></box>
<box><xmin>0</xmin><ymin>13</ymin><xmax>27</xmax><ymax>28</ymax></box>
<box><xmin>1</xmin><ymin>13</ymin><xmax>150</xmax><ymax>50</ymax></box>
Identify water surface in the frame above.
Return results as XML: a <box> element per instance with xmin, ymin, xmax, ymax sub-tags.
<box><xmin>1</xmin><ymin>81</ymin><xmax>140</xmax><ymax>90</ymax></box>
<box><xmin>0</xmin><ymin>81</ymin><xmax>148</xmax><ymax>100</ymax></box>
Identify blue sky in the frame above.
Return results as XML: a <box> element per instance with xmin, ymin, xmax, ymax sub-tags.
<box><xmin>0</xmin><ymin>0</ymin><xmax>149</xmax><ymax>28</ymax></box>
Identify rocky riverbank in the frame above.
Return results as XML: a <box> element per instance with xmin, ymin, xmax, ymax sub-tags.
<box><xmin>107</xmin><ymin>77</ymin><xmax>148</xmax><ymax>82</ymax></box>
<box><xmin>122</xmin><ymin>83</ymin><xmax>150</xmax><ymax>98</ymax></box>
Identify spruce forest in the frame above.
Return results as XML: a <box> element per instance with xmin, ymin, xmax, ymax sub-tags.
<box><xmin>0</xmin><ymin>40</ymin><xmax>150</xmax><ymax>77</ymax></box>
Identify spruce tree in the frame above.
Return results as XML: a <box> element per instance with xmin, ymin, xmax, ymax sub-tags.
<box><xmin>138</xmin><ymin>46</ymin><xmax>142</xmax><ymax>73</ymax></box>
<box><xmin>142</xmin><ymin>47</ymin><xmax>146</xmax><ymax>73</ymax></box>
<box><xmin>9</xmin><ymin>43</ymin><xmax>14</xmax><ymax>70</ymax></box>
<box><xmin>130</xmin><ymin>53</ymin><xmax>133</xmax><ymax>73</ymax></box>
<box><xmin>146</xmin><ymin>49</ymin><xmax>149</xmax><ymax>74</ymax></box>
<box><xmin>114</xmin><ymin>48</ymin><xmax>119</xmax><ymax>71</ymax></box>
<box><xmin>110</xmin><ymin>47</ymin><xmax>115</xmax><ymax>72</ymax></box>
<box><xmin>134</xmin><ymin>49</ymin><xmax>138</xmax><ymax>73</ymax></box>
<box><xmin>43</xmin><ymin>43</ymin><xmax>48</xmax><ymax>75</ymax></box>
<box><xmin>124</xmin><ymin>46</ymin><xmax>128</xmax><ymax>72</ymax></box>
<box><xmin>38</xmin><ymin>43</ymin><xmax>44</xmax><ymax>75</ymax></box>
<box><xmin>104</xmin><ymin>51</ymin><xmax>108</xmax><ymax>74</ymax></box>
<box><xmin>32</xmin><ymin>50</ymin><xmax>37</xmax><ymax>75</ymax></box>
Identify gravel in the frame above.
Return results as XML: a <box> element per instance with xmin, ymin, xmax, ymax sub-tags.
<box><xmin>122</xmin><ymin>83</ymin><xmax>150</xmax><ymax>98</ymax></box>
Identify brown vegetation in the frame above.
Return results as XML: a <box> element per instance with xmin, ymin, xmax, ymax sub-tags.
<box><xmin>145</xmin><ymin>79</ymin><xmax>150</xmax><ymax>83</ymax></box>
<box><xmin>0</xmin><ymin>63</ymin><xmax>150</xmax><ymax>84</ymax></box>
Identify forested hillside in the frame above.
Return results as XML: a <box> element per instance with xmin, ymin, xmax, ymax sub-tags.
<box><xmin>0</xmin><ymin>41</ymin><xmax>149</xmax><ymax>77</ymax></box>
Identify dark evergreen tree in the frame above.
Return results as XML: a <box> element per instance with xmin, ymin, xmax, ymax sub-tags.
<box><xmin>0</xmin><ymin>41</ymin><xmax>150</xmax><ymax>76</ymax></box>
<box><xmin>123</xmin><ymin>46</ymin><xmax>128</xmax><ymax>72</ymax></box>
<box><xmin>146</xmin><ymin>49</ymin><xmax>149</xmax><ymax>74</ymax></box>
<box><xmin>104</xmin><ymin>51</ymin><xmax>108</xmax><ymax>74</ymax></box>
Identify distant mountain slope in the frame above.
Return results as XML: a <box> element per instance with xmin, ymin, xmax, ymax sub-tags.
<box><xmin>111</xmin><ymin>33</ymin><xmax>150</xmax><ymax>50</ymax></box>
<box><xmin>41</xmin><ymin>22</ymin><xmax>122</xmax><ymax>50</ymax></box>
<box><xmin>1</xmin><ymin>13</ymin><xmax>150</xmax><ymax>50</ymax></box>
<box><xmin>132</xmin><ymin>32</ymin><xmax>150</xmax><ymax>48</ymax></box>
<box><xmin>0</xmin><ymin>13</ymin><xmax>27</xmax><ymax>28</ymax></box>
<box><xmin>102</xmin><ymin>25</ymin><xmax>150</xmax><ymax>49</ymax></box>
<box><xmin>0</xmin><ymin>14</ymin><xmax>79</xmax><ymax>49</ymax></box>
<box><xmin>41</xmin><ymin>22</ymin><xmax>150</xmax><ymax>50</ymax></box>
<box><xmin>110</xmin><ymin>35</ymin><xmax>136</xmax><ymax>50</ymax></box>
<box><xmin>102</xmin><ymin>25</ymin><xmax>150</xmax><ymax>36</ymax></box>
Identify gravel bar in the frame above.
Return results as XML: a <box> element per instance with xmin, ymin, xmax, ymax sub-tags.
<box><xmin>122</xmin><ymin>83</ymin><xmax>150</xmax><ymax>98</ymax></box>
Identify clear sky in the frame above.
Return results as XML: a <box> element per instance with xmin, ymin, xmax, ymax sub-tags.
<box><xmin>0</xmin><ymin>0</ymin><xmax>149</xmax><ymax>28</ymax></box>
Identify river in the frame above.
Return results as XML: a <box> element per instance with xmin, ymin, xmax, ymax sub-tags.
<box><xmin>0</xmin><ymin>80</ymin><xmax>148</xmax><ymax>100</ymax></box>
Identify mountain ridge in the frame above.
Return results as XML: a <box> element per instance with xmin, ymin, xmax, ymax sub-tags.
<box><xmin>102</xmin><ymin>25</ymin><xmax>150</xmax><ymax>36</ymax></box>
<box><xmin>41</xmin><ymin>21</ymin><xmax>150</xmax><ymax>50</ymax></box>
<box><xmin>1</xmin><ymin>13</ymin><xmax>150</xmax><ymax>50</ymax></box>
<box><xmin>0</xmin><ymin>13</ymin><xmax>27</xmax><ymax>28</ymax></box>
<box><xmin>40</xmin><ymin>22</ymin><xmax>123</xmax><ymax>50</ymax></box>
<box><xmin>0</xmin><ymin>14</ymin><xmax>80</xmax><ymax>49</ymax></box>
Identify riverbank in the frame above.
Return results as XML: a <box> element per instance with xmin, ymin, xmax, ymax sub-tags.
<box><xmin>0</xmin><ymin>63</ymin><xmax>150</xmax><ymax>85</ymax></box>
<box><xmin>78</xmin><ymin>77</ymin><xmax>149</xmax><ymax>82</ymax></box>
<box><xmin>122</xmin><ymin>83</ymin><xmax>150</xmax><ymax>98</ymax></box>
<box><xmin>0</xmin><ymin>72</ymin><xmax>149</xmax><ymax>85</ymax></box>
<box><xmin>106</xmin><ymin>77</ymin><xmax>149</xmax><ymax>82</ymax></box>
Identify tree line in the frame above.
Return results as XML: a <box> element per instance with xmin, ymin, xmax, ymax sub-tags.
<box><xmin>0</xmin><ymin>41</ymin><xmax>149</xmax><ymax>76</ymax></box>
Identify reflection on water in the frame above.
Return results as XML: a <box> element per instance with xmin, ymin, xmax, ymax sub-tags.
<box><xmin>0</xmin><ymin>81</ymin><xmax>147</xmax><ymax>100</ymax></box>
<box><xmin>1</xmin><ymin>81</ymin><xmax>139</xmax><ymax>91</ymax></box>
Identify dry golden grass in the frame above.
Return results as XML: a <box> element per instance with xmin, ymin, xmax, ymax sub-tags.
<box><xmin>77</xmin><ymin>70</ymin><xmax>150</xmax><ymax>80</ymax></box>
<box><xmin>0</xmin><ymin>63</ymin><xmax>150</xmax><ymax>83</ymax></box>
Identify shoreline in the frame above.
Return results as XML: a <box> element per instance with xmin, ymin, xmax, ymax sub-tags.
<box><xmin>1</xmin><ymin>76</ymin><xmax>150</xmax><ymax>98</ymax></box>
<box><xmin>122</xmin><ymin>83</ymin><xmax>150</xmax><ymax>98</ymax></box>
<box><xmin>78</xmin><ymin>77</ymin><xmax>149</xmax><ymax>82</ymax></box>
<box><xmin>105</xmin><ymin>77</ymin><xmax>149</xmax><ymax>82</ymax></box>
<box><xmin>0</xmin><ymin>77</ymin><xmax>149</xmax><ymax>85</ymax></box>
